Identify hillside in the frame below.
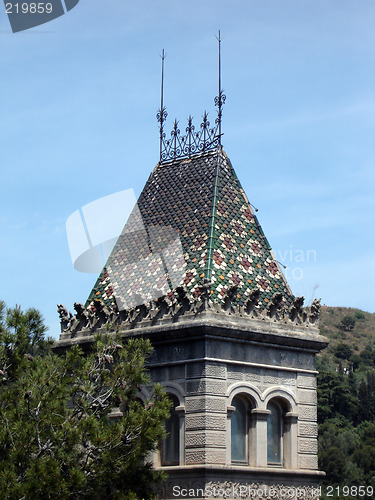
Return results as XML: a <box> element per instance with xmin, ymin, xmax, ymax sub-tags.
<box><xmin>317</xmin><ymin>307</ymin><xmax>375</xmax><ymax>495</ymax></box>
<box><xmin>318</xmin><ymin>306</ymin><xmax>375</xmax><ymax>367</ymax></box>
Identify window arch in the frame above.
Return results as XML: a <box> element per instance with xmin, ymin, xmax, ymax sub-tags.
<box><xmin>230</xmin><ymin>395</ymin><xmax>254</xmax><ymax>464</ymax></box>
<box><xmin>267</xmin><ymin>399</ymin><xmax>284</xmax><ymax>465</ymax></box>
<box><xmin>161</xmin><ymin>394</ymin><xmax>180</xmax><ymax>465</ymax></box>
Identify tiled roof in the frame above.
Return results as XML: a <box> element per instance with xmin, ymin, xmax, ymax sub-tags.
<box><xmin>86</xmin><ymin>148</ymin><xmax>294</xmax><ymax>311</ymax></box>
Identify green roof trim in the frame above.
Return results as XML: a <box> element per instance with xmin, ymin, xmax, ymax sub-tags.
<box><xmin>204</xmin><ymin>149</ymin><xmax>221</xmax><ymax>282</ymax></box>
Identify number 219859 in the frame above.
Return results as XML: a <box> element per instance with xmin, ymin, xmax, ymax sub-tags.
<box><xmin>6</xmin><ymin>3</ymin><xmax>53</xmax><ymax>14</ymax></box>
<box><xmin>326</xmin><ymin>485</ymin><xmax>373</xmax><ymax>497</ymax></box>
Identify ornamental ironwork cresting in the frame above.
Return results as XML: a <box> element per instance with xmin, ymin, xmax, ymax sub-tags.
<box><xmin>157</xmin><ymin>108</ymin><xmax>225</xmax><ymax>162</ymax></box>
<box><xmin>157</xmin><ymin>32</ymin><xmax>226</xmax><ymax>163</ymax></box>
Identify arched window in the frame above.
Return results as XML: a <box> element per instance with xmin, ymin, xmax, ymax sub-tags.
<box><xmin>161</xmin><ymin>394</ymin><xmax>180</xmax><ymax>465</ymax></box>
<box><xmin>231</xmin><ymin>396</ymin><xmax>250</xmax><ymax>463</ymax></box>
<box><xmin>267</xmin><ymin>400</ymin><xmax>283</xmax><ymax>465</ymax></box>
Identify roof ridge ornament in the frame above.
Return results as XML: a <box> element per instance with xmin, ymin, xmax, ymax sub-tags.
<box><xmin>58</xmin><ymin>292</ymin><xmax>322</xmax><ymax>337</ymax></box>
<box><xmin>215</xmin><ymin>30</ymin><xmax>226</xmax><ymax>146</ymax></box>
<box><xmin>156</xmin><ymin>49</ymin><xmax>168</xmax><ymax>162</ymax></box>
<box><xmin>156</xmin><ymin>31</ymin><xmax>226</xmax><ymax>163</ymax></box>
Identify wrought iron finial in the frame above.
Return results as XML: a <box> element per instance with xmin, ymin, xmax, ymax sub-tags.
<box><xmin>214</xmin><ymin>30</ymin><xmax>226</xmax><ymax>146</ymax></box>
<box><xmin>186</xmin><ymin>115</ymin><xmax>194</xmax><ymax>157</ymax></box>
<box><xmin>172</xmin><ymin>119</ymin><xmax>180</xmax><ymax>159</ymax></box>
<box><xmin>156</xmin><ymin>49</ymin><xmax>168</xmax><ymax>162</ymax></box>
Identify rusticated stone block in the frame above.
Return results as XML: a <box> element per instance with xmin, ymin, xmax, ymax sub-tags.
<box><xmin>263</xmin><ymin>368</ymin><xmax>279</xmax><ymax>384</ymax></box>
<box><xmin>227</xmin><ymin>365</ymin><xmax>244</xmax><ymax>380</ymax></box>
<box><xmin>168</xmin><ymin>365</ymin><xmax>185</xmax><ymax>380</ymax></box>
<box><xmin>185</xmin><ymin>448</ymin><xmax>226</xmax><ymax>465</ymax></box>
<box><xmin>240</xmin><ymin>368</ymin><xmax>297</xmax><ymax>388</ymax></box>
<box><xmin>185</xmin><ymin>396</ymin><xmax>227</xmax><ymax>413</ymax></box>
<box><xmin>244</xmin><ymin>368</ymin><xmax>262</xmax><ymax>383</ymax></box>
<box><xmin>186</xmin><ymin>362</ymin><xmax>226</xmax><ymax>379</ymax></box>
<box><xmin>185</xmin><ymin>414</ymin><xmax>227</xmax><ymax>431</ymax></box>
<box><xmin>297</xmin><ymin>374</ymin><xmax>317</xmax><ymax>389</ymax></box>
<box><xmin>297</xmin><ymin>388</ymin><xmax>317</xmax><ymax>405</ymax></box>
<box><xmin>187</xmin><ymin>379</ymin><xmax>226</xmax><ymax>396</ymax></box>
<box><xmin>185</xmin><ymin>431</ymin><xmax>226</xmax><ymax>448</ymax></box>
<box><xmin>279</xmin><ymin>373</ymin><xmax>297</xmax><ymax>386</ymax></box>
<box><xmin>298</xmin><ymin>405</ymin><xmax>317</xmax><ymax>421</ymax></box>
<box><xmin>299</xmin><ymin>454</ymin><xmax>318</xmax><ymax>470</ymax></box>
<box><xmin>299</xmin><ymin>422</ymin><xmax>318</xmax><ymax>438</ymax></box>
<box><xmin>204</xmin><ymin>363</ymin><xmax>226</xmax><ymax>379</ymax></box>
<box><xmin>298</xmin><ymin>438</ymin><xmax>318</xmax><ymax>454</ymax></box>
<box><xmin>263</xmin><ymin>375</ymin><xmax>279</xmax><ymax>384</ymax></box>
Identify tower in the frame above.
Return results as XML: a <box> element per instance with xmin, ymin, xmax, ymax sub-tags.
<box><xmin>56</xmin><ymin>43</ymin><xmax>327</xmax><ymax>500</ymax></box>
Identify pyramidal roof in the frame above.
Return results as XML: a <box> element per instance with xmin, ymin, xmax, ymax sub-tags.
<box><xmin>86</xmin><ymin>147</ymin><xmax>294</xmax><ymax>312</ymax></box>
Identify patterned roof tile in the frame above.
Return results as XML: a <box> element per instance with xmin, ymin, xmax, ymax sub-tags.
<box><xmin>86</xmin><ymin>148</ymin><xmax>294</xmax><ymax>311</ymax></box>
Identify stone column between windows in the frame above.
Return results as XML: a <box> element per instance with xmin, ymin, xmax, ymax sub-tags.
<box><xmin>176</xmin><ymin>405</ymin><xmax>186</xmax><ymax>466</ymax></box>
<box><xmin>226</xmin><ymin>405</ymin><xmax>235</xmax><ymax>465</ymax></box>
<box><xmin>251</xmin><ymin>408</ymin><xmax>270</xmax><ymax>467</ymax></box>
<box><xmin>284</xmin><ymin>412</ymin><xmax>298</xmax><ymax>469</ymax></box>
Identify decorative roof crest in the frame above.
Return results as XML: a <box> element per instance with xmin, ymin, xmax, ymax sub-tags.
<box><xmin>57</xmin><ymin>286</ymin><xmax>322</xmax><ymax>339</ymax></box>
<box><xmin>157</xmin><ymin>31</ymin><xmax>226</xmax><ymax>163</ymax></box>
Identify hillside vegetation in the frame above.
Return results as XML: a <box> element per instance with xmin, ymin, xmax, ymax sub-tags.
<box><xmin>319</xmin><ymin>306</ymin><xmax>375</xmax><ymax>367</ymax></box>
<box><xmin>317</xmin><ymin>306</ymin><xmax>375</xmax><ymax>498</ymax></box>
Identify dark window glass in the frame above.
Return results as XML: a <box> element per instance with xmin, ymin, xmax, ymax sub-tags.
<box><xmin>162</xmin><ymin>395</ymin><xmax>179</xmax><ymax>465</ymax></box>
<box><xmin>267</xmin><ymin>401</ymin><xmax>282</xmax><ymax>464</ymax></box>
<box><xmin>231</xmin><ymin>396</ymin><xmax>247</xmax><ymax>462</ymax></box>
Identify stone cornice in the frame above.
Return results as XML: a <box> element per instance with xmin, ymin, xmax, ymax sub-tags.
<box><xmin>58</xmin><ymin>283</ymin><xmax>321</xmax><ymax>337</ymax></box>
<box><xmin>153</xmin><ymin>463</ymin><xmax>325</xmax><ymax>478</ymax></box>
<box><xmin>56</xmin><ymin>282</ymin><xmax>327</xmax><ymax>353</ymax></box>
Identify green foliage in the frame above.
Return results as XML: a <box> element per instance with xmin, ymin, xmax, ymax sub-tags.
<box><xmin>334</xmin><ymin>342</ymin><xmax>353</xmax><ymax>360</ymax></box>
<box><xmin>316</xmin><ymin>307</ymin><xmax>375</xmax><ymax>493</ymax></box>
<box><xmin>318</xmin><ymin>362</ymin><xmax>375</xmax><ymax>492</ymax></box>
<box><xmin>317</xmin><ymin>370</ymin><xmax>357</xmax><ymax>424</ymax></box>
<box><xmin>354</xmin><ymin>310</ymin><xmax>366</xmax><ymax>321</ymax></box>
<box><xmin>319</xmin><ymin>421</ymin><xmax>363</xmax><ymax>487</ymax></box>
<box><xmin>339</xmin><ymin>315</ymin><xmax>356</xmax><ymax>332</ymax></box>
<box><xmin>319</xmin><ymin>445</ymin><xmax>347</xmax><ymax>484</ymax></box>
<box><xmin>351</xmin><ymin>353</ymin><xmax>365</xmax><ymax>371</ymax></box>
<box><xmin>359</xmin><ymin>345</ymin><xmax>375</xmax><ymax>367</ymax></box>
<box><xmin>0</xmin><ymin>301</ymin><xmax>170</xmax><ymax>499</ymax></box>
<box><xmin>357</xmin><ymin>371</ymin><xmax>375</xmax><ymax>423</ymax></box>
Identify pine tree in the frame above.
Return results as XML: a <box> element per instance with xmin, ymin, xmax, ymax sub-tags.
<box><xmin>0</xmin><ymin>301</ymin><xmax>170</xmax><ymax>499</ymax></box>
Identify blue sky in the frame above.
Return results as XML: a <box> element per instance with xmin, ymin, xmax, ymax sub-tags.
<box><xmin>1</xmin><ymin>0</ymin><xmax>374</xmax><ymax>338</ymax></box>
